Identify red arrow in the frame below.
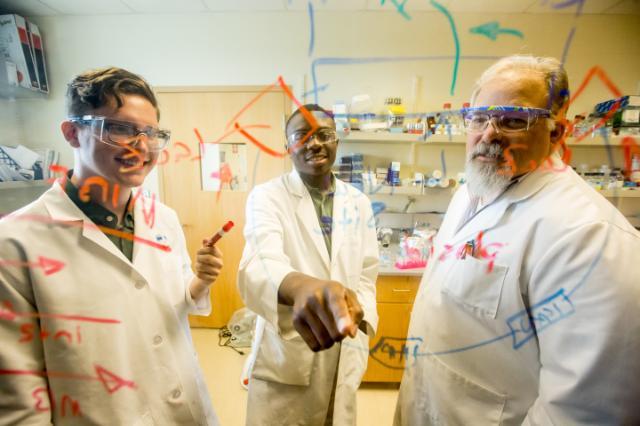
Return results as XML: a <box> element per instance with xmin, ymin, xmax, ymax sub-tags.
<box><xmin>0</xmin><ymin>364</ymin><xmax>136</xmax><ymax>394</ymax></box>
<box><xmin>0</xmin><ymin>303</ymin><xmax>16</xmax><ymax>321</ymax></box>
<box><xmin>0</xmin><ymin>256</ymin><xmax>65</xmax><ymax>276</ymax></box>
<box><xmin>95</xmin><ymin>365</ymin><xmax>137</xmax><ymax>394</ymax></box>
<box><xmin>0</xmin><ymin>301</ymin><xmax>120</xmax><ymax>324</ymax></box>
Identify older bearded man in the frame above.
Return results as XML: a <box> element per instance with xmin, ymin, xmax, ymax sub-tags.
<box><xmin>394</xmin><ymin>55</ymin><xmax>640</xmax><ymax>425</ymax></box>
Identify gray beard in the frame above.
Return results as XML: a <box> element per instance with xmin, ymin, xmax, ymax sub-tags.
<box><xmin>464</xmin><ymin>143</ymin><xmax>513</xmax><ymax>200</ymax></box>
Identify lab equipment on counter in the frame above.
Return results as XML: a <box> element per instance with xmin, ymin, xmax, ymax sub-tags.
<box><xmin>435</xmin><ymin>102</ymin><xmax>465</xmax><ymax>136</ymax></box>
<box><xmin>631</xmin><ymin>154</ymin><xmax>640</xmax><ymax>184</ymax></box>
<box><xmin>395</xmin><ymin>235</ymin><xmax>427</xmax><ymax>269</ymax></box>
<box><xmin>395</xmin><ymin>224</ymin><xmax>436</xmax><ymax>270</ymax></box>
<box><xmin>349</xmin><ymin>94</ymin><xmax>380</xmax><ymax>131</ymax></box>
<box><xmin>336</xmin><ymin>153</ymin><xmax>364</xmax><ymax>187</ymax></box>
<box><xmin>332</xmin><ymin>101</ymin><xmax>350</xmax><ymax>134</ymax></box>
<box><xmin>387</xmin><ymin>161</ymin><xmax>401</xmax><ymax>186</ymax></box>
<box><xmin>386</xmin><ymin>97</ymin><xmax>406</xmax><ymax>133</ymax></box>
<box><xmin>377</xmin><ymin>227</ymin><xmax>394</xmax><ymax>267</ymax></box>
<box><xmin>0</xmin><ymin>144</ymin><xmax>45</xmax><ymax>181</ymax></box>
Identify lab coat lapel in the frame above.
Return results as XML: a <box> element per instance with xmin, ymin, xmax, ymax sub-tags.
<box><xmin>288</xmin><ymin>171</ymin><xmax>331</xmax><ymax>273</ymax></box>
<box><xmin>131</xmin><ymin>189</ymin><xmax>164</xmax><ymax>283</ymax></box>
<box><xmin>449</xmin><ymin>191</ymin><xmax>512</xmax><ymax>247</ymax></box>
<box><xmin>43</xmin><ymin>183</ymin><xmax>132</xmax><ymax>267</ymax></box>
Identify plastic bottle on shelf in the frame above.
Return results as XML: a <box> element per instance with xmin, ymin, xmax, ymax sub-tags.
<box><xmin>378</xmin><ymin>227</ymin><xmax>394</xmax><ymax>268</ymax></box>
<box><xmin>571</xmin><ymin>114</ymin><xmax>586</xmax><ymax>137</ymax></box>
<box><xmin>426</xmin><ymin>114</ymin><xmax>437</xmax><ymax>137</ymax></box>
<box><xmin>435</xmin><ymin>103</ymin><xmax>454</xmax><ymax>136</ymax></box>
<box><xmin>434</xmin><ymin>103</ymin><xmax>446</xmax><ymax>135</ymax></box>
<box><xmin>630</xmin><ymin>154</ymin><xmax>640</xmax><ymax>184</ymax></box>
<box><xmin>581</xmin><ymin>113</ymin><xmax>599</xmax><ymax>138</ymax></box>
<box><xmin>380</xmin><ymin>97</ymin><xmax>392</xmax><ymax>131</ymax></box>
<box><xmin>447</xmin><ymin>103</ymin><xmax>466</xmax><ymax>135</ymax></box>
<box><xmin>620</xmin><ymin>99</ymin><xmax>640</xmax><ymax>136</ymax></box>
<box><xmin>459</xmin><ymin>102</ymin><xmax>470</xmax><ymax>135</ymax></box>
<box><xmin>332</xmin><ymin>101</ymin><xmax>349</xmax><ymax>134</ymax></box>
<box><xmin>387</xmin><ymin>161</ymin><xmax>401</xmax><ymax>186</ymax></box>
<box><xmin>388</xmin><ymin>97</ymin><xmax>406</xmax><ymax>133</ymax></box>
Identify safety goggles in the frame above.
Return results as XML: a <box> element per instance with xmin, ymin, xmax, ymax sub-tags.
<box><xmin>462</xmin><ymin>106</ymin><xmax>552</xmax><ymax>134</ymax></box>
<box><xmin>287</xmin><ymin>128</ymin><xmax>338</xmax><ymax>150</ymax></box>
<box><xmin>68</xmin><ymin>115</ymin><xmax>171</xmax><ymax>152</ymax></box>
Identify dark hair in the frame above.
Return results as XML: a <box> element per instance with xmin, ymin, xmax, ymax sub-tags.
<box><xmin>285</xmin><ymin>103</ymin><xmax>334</xmax><ymax>136</ymax></box>
<box><xmin>66</xmin><ymin>67</ymin><xmax>160</xmax><ymax>119</ymax></box>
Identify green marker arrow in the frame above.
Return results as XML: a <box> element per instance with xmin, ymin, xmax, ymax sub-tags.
<box><xmin>470</xmin><ymin>21</ymin><xmax>524</xmax><ymax>41</ymax></box>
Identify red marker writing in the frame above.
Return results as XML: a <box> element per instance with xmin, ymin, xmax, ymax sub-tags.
<box><xmin>0</xmin><ymin>256</ymin><xmax>65</xmax><ymax>276</ymax></box>
<box><xmin>204</xmin><ymin>221</ymin><xmax>234</xmax><ymax>247</ymax></box>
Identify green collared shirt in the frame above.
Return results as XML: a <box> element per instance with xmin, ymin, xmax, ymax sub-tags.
<box><xmin>64</xmin><ymin>178</ymin><xmax>135</xmax><ymax>262</ymax></box>
<box><xmin>302</xmin><ymin>175</ymin><xmax>336</xmax><ymax>258</ymax></box>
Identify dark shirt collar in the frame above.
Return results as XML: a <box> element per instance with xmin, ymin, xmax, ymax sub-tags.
<box><xmin>302</xmin><ymin>173</ymin><xmax>336</xmax><ymax>196</ymax></box>
<box><xmin>64</xmin><ymin>171</ymin><xmax>134</xmax><ymax>229</ymax></box>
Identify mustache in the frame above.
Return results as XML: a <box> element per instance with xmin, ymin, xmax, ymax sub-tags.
<box><xmin>470</xmin><ymin>142</ymin><xmax>504</xmax><ymax>160</ymax></box>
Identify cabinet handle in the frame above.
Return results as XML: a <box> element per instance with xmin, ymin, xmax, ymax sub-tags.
<box><xmin>392</xmin><ymin>288</ymin><xmax>411</xmax><ymax>293</ymax></box>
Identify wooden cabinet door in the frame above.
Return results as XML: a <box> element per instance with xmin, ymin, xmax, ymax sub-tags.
<box><xmin>156</xmin><ymin>87</ymin><xmax>291</xmax><ymax>328</ymax></box>
<box><xmin>363</xmin><ymin>302</ymin><xmax>414</xmax><ymax>383</ymax></box>
<box><xmin>363</xmin><ymin>275</ymin><xmax>420</xmax><ymax>382</ymax></box>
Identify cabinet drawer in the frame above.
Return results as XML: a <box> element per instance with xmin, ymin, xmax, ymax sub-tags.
<box><xmin>376</xmin><ymin>276</ymin><xmax>420</xmax><ymax>303</ymax></box>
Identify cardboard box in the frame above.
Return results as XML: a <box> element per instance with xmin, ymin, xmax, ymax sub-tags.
<box><xmin>26</xmin><ymin>20</ymin><xmax>48</xmax><ymax>93</ymax></box>
<box><xmin>0</xmin><ymin>14</ymin><xmax>39</xmax><ymax>90</ymax></box>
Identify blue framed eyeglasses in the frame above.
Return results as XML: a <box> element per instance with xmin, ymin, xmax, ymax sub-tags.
<box><xmin>462</xmin><ymin>106</ymin><xmax>552</xmax><ymax>134</ymax></box>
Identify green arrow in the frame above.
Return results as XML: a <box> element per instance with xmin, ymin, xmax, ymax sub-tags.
<box><xmin>470</xmin><ymin>21</ymin><xmax>524</xmax><ymax>41</ymax></box>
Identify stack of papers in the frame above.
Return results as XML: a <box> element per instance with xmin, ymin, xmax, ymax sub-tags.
<box><xmin>0</xmin><ymin>144</ymin><xmax>57</xmax><ymax>182</ymax></box>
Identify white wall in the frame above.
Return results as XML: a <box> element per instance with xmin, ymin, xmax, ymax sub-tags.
<box><xmin>0</xmin><ymin>99</ymin><xmax>23</xmax><ymax>145</ymax></box>
<box><xmin>7</xmin><ymin>11</ymin><xmax>640</xmax><ymax>170</ymax></box>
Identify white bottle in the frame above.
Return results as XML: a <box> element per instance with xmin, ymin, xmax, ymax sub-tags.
<box><xmin>630</xmin><ymin>154</ymin><xmax>640</xmax><ymax>184</ymax></box>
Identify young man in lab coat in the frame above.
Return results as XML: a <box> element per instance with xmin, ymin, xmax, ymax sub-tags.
<box><xmin>394</xmin><ymin>55</ymin><xmax>640</xmax><ymax>425</ymax></box>
<box><xmin>238</xmin><ymin>104</ymin><xmax>378</xmax><ymax>425</ymax></box>
<box><xmin>0</xmin><ymin>67</ymin><xmax>223</xmax><ymax>424</ymax></box>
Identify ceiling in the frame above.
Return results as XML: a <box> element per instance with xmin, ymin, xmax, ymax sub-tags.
<box><xmin>0</xmin><ymin>0</ymin><xmax>638</xmax><ymax>17</ymax></box>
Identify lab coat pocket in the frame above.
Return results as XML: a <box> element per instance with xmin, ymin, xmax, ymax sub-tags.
<box><xmin>417</xmin><ymin>354</ymin><xmax>506</xmax><ymax>425</ymax></box>
<box><xmin>441</xmin><ymin>256</ymin><xmax>508</xmax><ymax>319</ymax></box>
<box><xmin>251</xmin><ymin>325</ymin><xmax>315</xmax><ymax>386</ymax></box>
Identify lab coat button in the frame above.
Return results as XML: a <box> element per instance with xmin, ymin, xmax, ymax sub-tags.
<box><xmin>135</xmin><ymin>280</ymin><xmax>145</xmax><ymax>289</ymax></box>
<box><xmin>171</xmin><ymin>388</ymin><xmax>181</xmax><ymax>399</ymax></box>
<box><xmin>153</xmin><ymin>335</ymin><xmax>163</xmax><ymax>345</ymax></box>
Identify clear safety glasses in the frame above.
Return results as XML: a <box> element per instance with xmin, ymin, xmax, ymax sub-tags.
<box><xmin>462</xmin><ymin>106</ymin><xmax>552</xmax><ymax>134</ymax></box>
<box><xmin>287</xmin><ymin>128</ymin><xmax>339</xmax><ymax>150</ymax></box>
<box><xmin>68</xmin><ymin>115</ymin><xmax>171</xmax><ymax>152</ymax></box>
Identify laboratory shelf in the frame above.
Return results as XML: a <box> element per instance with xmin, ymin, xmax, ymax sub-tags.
<box><xmin>342</xmin><ymin>130</ymin><xmax>638</xmax><ymax>147</ymax></box>
<box><xmin>362</xmin><ymin>185</ymin><xmax>640</xmax><ymax>198</ymax></box>
<box><xmin>342</xmin><ymin>131</ymin><xmax>465</xmax><ymax>144</ymax></box>
<box><xmin>0</xmin><ymin>180</ymin><xmax>51</xmax><ymax>189</ymax></box>
<box><xmin>598</xmin><ymin>188</ymin><xmax>640</xmax><ymax>198</ymax></box>
<box><xmin>362</xmin><ymin>184</ymin><xmax>456</xmax><ymax>196</ymax></box>
<box><xmin>566</xmin><ymin>135</ymin><xmax>637</xmax><ymax>147</ymax></box>
<box><xmin>0</xmin><ymin>58</ymin><xmax>47</xmax><ymax>100</ymax></box>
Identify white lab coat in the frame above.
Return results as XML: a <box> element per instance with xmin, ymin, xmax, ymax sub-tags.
<box><xmin>0</xmin><ymin>182</ymin><xmax>219</xmax><ymax>425</ymax></box>
<box><xmin>395</xmin><ymin>155</ymin><xmax>640</xmax><ymax>425</ymax></box>
<box><xmin>238</xmin><ymin>170</ymin><xmax>379</xmax><ymax>425</ymax></box>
